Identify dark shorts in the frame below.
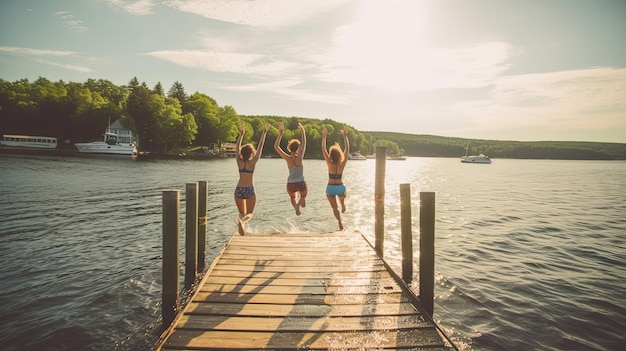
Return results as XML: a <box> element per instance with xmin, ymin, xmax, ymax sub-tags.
<box><xmin>287</xmin><ymin>181</ymin><xmax>307</xmax><ymax>196</ymax></box>
<box><xmin>326</xmin><ymin>184</ymin><xmax>346</xmax><ymax>197</ymax></box>
<box><xmin>234</xmin><ymin>186</ymin><xmax>255</xmax><ymax>200</ymax></box>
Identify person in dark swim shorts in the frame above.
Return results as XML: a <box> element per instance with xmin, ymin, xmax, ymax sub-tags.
<box><xmin>321</xmin><ymin>126</ymin><xmax>349</xmax><ymax>231</ymax></box>
<box><xmin>234</xmin><ymin>123</ymin><xmax>268</xmax><ymax>235</ymax></box>
<box><xmin>274</xmin><ymin>122</ymin><xmax>308</xmax><ymax>215</ymax></box>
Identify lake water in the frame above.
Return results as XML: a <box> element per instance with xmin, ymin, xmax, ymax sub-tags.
<box><xmin>0</xmin><ymin>154</ymin><xmax>624</xmax><ymax>351</ymax></box>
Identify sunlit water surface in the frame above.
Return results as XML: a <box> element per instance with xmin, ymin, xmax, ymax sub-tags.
<box><xmin>0</xmin><ymin>154</ymin><xmax>624</xmax><ymax>350</ymax></box>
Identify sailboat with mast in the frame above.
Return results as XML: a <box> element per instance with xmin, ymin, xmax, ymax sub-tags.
<box><xmin>461</xmin><ymin>143</ymin><xmax>492</xmax><ymax>164</ymax></box>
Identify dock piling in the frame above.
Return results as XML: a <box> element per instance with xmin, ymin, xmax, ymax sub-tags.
<box><xmin>162</xmin><ymin>190</ymin><xmax>179</xmax><ymax>327</ymax></box>
<box><xmin>400</xmin><ymin>183</ymin><xmax>413</xmax><ymax>284</ymax></box>
<box><xmin>374</xmin><ymin>146</ymin><xmax>387</xmax><ymax>256</ymax></box>
<box><xmin>197</xmin><ymin>180</ymin><xmax>207</xmax><ymax>272</ymax></box>
<box><xmin>419</xmin><ymin>191</ymin><xmax>436</xmax><ymax>317</ymax></box>
<box><xmin>185</xmin><ymin>182</ymin><xmax>198</xmax><ymax>288</ymax></box>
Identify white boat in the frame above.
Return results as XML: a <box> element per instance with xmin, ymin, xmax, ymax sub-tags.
<box><xmin>1</xmin><ymin>134</ymin><xmax>57</xmax><ymax>148</ymax></box>
<box><xmin>461</xmin><ymin>144</ymin><xmax>491</xmax><ymax>164</ymax></box>
<box><xmin>348</xmin><ymin>152</ymin><xmax>367</xmax><ymax>160</ymax></box>
<box><xmin>75</xmin><ymin>121</ymin><xmax>136</xmax><ymax>155</ymax></box>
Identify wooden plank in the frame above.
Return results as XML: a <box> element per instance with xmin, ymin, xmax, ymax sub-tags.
<box><xmin>193</xmin><ymin>291</ymin><xmax>409</xmax><ymax>305</ymax></box>
<box><xmin>202</xmin><ymin>275</ymin><xmax>399</xmax><ymax>287</ymax></box>
<box><xmin>175</xmin><ymin>314</ymin><xmax>432</xmax><ymax>332</ymax></box>
<box><xmin>199</xmin><ymin>283</ymin><xmax>403</xmax><ymax>295</ymax></box>
<box><xmin>161</xmin><ymin>329</ymin><xmax>446</xmax><ymax>350</ymax></box>
<box><xmin>186</xmin><ymin>301</ymin><xmax>420</xmax><ymax>318</ymax></box>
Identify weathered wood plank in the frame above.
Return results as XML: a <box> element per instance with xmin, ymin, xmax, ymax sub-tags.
<box><xmin>193</xmin><ymin>291</ymin><xmax>409</xmax><ymax>305</ymax></box>
<box><xmin>202</xmin><ymin>275</ymin><xmax>399</xmax><ymax>287</ymax></box>
<box><xmin>185</xmin><ymin>301</ymin><xmax>420</xmax><ymax>318</ymax></box>
<box><xmin>175</xmin><ymin>314</ymin><xmax>431</xmax><ymax>332</ymax></box>
<box><xmin>161</xmin><ymin>329</ymin><xmax>446</xmax><ymax>350</ymax></box>
<box><xmin>198</xmin><ymin>283</ymin><xmax>403</xmax><ymax>295</ymax></box>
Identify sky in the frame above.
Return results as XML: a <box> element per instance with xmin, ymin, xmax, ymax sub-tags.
<box><xmin>1</xmin><ymin>0</ymin><xmax>625</xmax><ymax>143</ymax></box>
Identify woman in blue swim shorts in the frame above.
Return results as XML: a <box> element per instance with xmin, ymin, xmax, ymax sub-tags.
<box><xmin>234</xmin><ymin>123</ymin><xmax>268</xmax><ymax>235</ymax></box>
<box><xmin>321</xmin><ymin>126</ymin><xmax>349</xmax><ymax>231</ymax></box>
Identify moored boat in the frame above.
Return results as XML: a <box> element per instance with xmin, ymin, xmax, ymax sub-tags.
<box><xmin>348</xmin><ymin>152</ymin><xmax>367</xmax><ymax>160</ymax></box>
<box><xmin>461</xmin><ymin>143</ymin><xmax>491</xmax><ymax>164</ymax></box>
<box><xmin>75</xmin><ymin>120</ymin><xmax>136</xmax><ymax>155</ymax></box>
<box><xmin>1</xmin><ymin>134</ymin><xmax>57</xmax><ymax>149</ymax></box>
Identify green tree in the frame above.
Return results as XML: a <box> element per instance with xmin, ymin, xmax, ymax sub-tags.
<box><xmin>156</xmin><ymin>96</ymin><xmax>197</xmax><ymax>151</ymax></box>
<box><xmin>168</xmin><ymin>81</ymin><xmax>187</xmax><ymax>106</ymax></box>
<box><xmin>373</xmin><ymin>139</ymin><xmax>402</xmax><ymax>156</ymax></box>
<box><xmin>184</xmin><ymin>92</ymin><xmax>219</xmax><ymax>146</ymax></box>
<box><xmin>216</xmin><ymin>105</ymin><xmax>241</xmax><ymax>145</ymax></box>
<box><xmin>127</xmin><ymin>82</ymin><xmax>156</xmax><ymax>150</ymax></box>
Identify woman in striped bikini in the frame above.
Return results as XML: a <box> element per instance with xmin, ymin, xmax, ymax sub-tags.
<box><xmin>235</xmin><ymin>123</ymin><xmax>268</xmax><ymax>235</ymax></box>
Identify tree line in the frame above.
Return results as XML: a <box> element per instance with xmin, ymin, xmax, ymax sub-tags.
<box><xmin>0</xmin><ymin>77</ymin><xmax>396</xmax><ymax>157</ymax></box>
<box><xmin>1</xmin><ymin>77</ymin><xmax>624</xmax><ymax>159</ymax></box>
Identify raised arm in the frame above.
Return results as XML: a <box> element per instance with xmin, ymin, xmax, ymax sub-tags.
<box><xmin>235</xmin><ymin>123</ymin><xmax>245</xmax><ymax>156</ymax></box>
<box><xmin>297</xmin><ymin>123</ymin><xmax>307</xmax><ymax>158</ymax></box>
<box><xmin>321</xmin><ymin>128</ymin><xmax>330</xmax><ymax>162</ymax></box>
<box><xmin>253</xmin><ymin>123</ymin><xmax>269</xmax><ymax>162</ymax></box>
<box><xmin>341</xmin><ymin>127</ymin><xmax>349</xmax><ymax>165</ymax></box>
<box><xmin>273</xmin><ymin>123</ymin><xmax>289</xmax><ymax>159</ymax></box>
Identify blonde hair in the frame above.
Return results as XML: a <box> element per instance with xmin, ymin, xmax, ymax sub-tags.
<box><xmin>287</xmin><ymin>139</ymin><xmax>300</xmax><ymax>153</ymax></box>
<box><xmin>329</xmin><ymin>143</ymin><xmax>344</xmax><ymax>164</ymax></box>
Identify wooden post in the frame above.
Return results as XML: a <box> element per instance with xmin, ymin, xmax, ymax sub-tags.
<box><xmin>419</xmin><ymin>191</ymin><xmax>435</xmax><ymax>317</ymax></box>
<box><xmin>197</xmin><ymin>180</ymin><xmax>207</xmax><ymax>272</ymax></box>
<box><xmin>185</xmin><ymin>182</ymin><xmax>198</xmax><ymax>288</ymax></box>
<box><xmin>162</xmin><ymin>190</ymin><xmax>179</xmax><ymax>327</ymax></box>
<box><xmin>374</xmin><ymin>146</ymin><xmax>386</xmax><ymax>256</ymax></box>
<box><xmin>400</xmin><ymin>183</ymin><xmax>413</xmax><ymax>284</ymax></box>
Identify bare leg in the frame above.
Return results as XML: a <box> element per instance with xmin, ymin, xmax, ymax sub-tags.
<box><xmin>326</xmin><ymin>196</ymin><xmax>343</xmax><ymax>231</ymax></box>
<box><xmin>299</xmin><ymin>189</ymin><xmax>308</xmax><ymax>208</ymax></box>
<box><xmin>289</xmin><ymin>193</ymin><xmax>301</xmax><ymax>216</ymax></box>
<box><xmin>339</xmin><ymin>195</ymin><xmax>346</xmax><ymax>213</ymax></box>
<box><xmin>236</xmin><ymin>218</ymin><xmax>245</xmax><ymax>236</ymax></box>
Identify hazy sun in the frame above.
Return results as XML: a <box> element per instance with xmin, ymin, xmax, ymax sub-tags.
<box><xmin>328</xmin><ymin>0</ymin><xmax>431</xmax><ymax>91</ymax></box>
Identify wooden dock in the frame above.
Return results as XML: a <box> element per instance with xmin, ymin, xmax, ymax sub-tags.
<box><xmin>155</xmin><ymin>231</ymin><xmax>455</xmax><ymax>350</ymax></box>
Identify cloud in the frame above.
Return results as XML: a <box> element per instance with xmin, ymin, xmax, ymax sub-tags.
<box><xmin>0</xmin><ymin>46</ymin><xmax>77</xmax><ymax>56</ymax></box>
<box><xmin>33</xmin><ymin>59</ymin><xmax>93</xmax><ymax>73</ymax></box>
<box><xmin>106</xmin><ymin>0</ymin><xmax>156</xmax><ymax>16</ymax></box>
<box><xmin>165</xmin><ymin>0</ymin><xmax>348</xmax><ymax>29</ymax></box>
<box><xmin>316</xmin><ymin>40</ymin><xmax>516</xmax><ymax>92</ymax></box>
<box><xmin>223</xmin><ymin>79</ymin><xmax>356</xmax><ymax>104</ymax></box>
<box><xmin>54</xmin><ymin>11</ymin><xmax>88</xmax><ymax>32</ymax></box>
<box><xmin>445</xmin><ymin>67</ymin><xmax>626</xmax><ymax>135</ymax></box>
<box><xmin>143</xmin><ymin>49</ymin><xmax>301</xmax><ymax>75</ymax></box>
<box><xmin>0</xmin><ymin>46</ymin><xmax>93</xmax><ymax>73</ymax></box>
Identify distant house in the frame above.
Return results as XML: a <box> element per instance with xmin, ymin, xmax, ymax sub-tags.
<box><xmin>108</xmin><ymin>119</ymin><xmax>134</xmax><ymax>145</ymax></box>
<box><xmin>223</xmin><ymin>142</ymin><xmax>237</xmax><ymax>157</ymax></box>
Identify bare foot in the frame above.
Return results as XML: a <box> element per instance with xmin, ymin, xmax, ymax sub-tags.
<box><xmin>295</xmin><ymin>207</ymin><xmax>301</xmax><ymax>216</ymax></box>
<box><xmin>338</xmin><ymin>222</ymin><xmax>344</xmax><ymax>231</ymax></box>
<box><xmin>241</xmin><ymin>213</ymin><xmax>253</xmax><ymax>223</ymax></box>
<box><xmin>236</xmin><ymin>218</ymin><xmax>245</xmax><ymax>236</ymax></box>
<box><xmin>341</xmin><ymin>205</ymin><xmax>346</xmax><ymax>213</ymax></box>
<box><xmin>300</xmin><ymin>198</ymin><xmax>306</xmax><ymax>208</ymax></box>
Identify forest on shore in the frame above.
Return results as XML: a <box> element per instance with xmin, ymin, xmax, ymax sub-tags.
<box><xmin>1</xmin><ymin>77</ymin><xmax>625</xmax><ymax>160</ymax></box>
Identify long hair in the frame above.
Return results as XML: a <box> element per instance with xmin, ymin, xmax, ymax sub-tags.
<box><xmin>287</xmin><ymin>139</ymin><xmax>300</xmax><ymax>153</ymax></box>
<box><xmin>240</xmin><ymin>143</ymin><xmax>256</xmax><ymax>160</ymax></box>
<box><xmin>329</xmin><ymin>143</ymin><xmax>344</xmax><ymax>164</ymax></box>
